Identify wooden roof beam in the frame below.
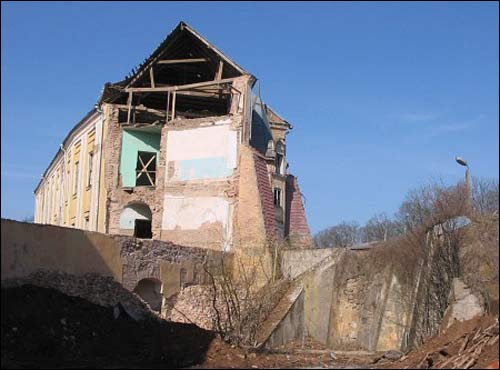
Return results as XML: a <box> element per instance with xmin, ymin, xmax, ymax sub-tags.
<box><xmin>124</xmin><ymin>77</ymin><xmax>237</xmax><ymax>93</ymax></box>
<box><xmin>157</xmin><ymin>58</ymin><xmax>208</xmax><ymax>64</ymax></box>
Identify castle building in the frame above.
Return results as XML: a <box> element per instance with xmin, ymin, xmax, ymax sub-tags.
<box><xmin>34</xmin><ymin>22</ymin><xmax>312</xmax><ymax>257</ymax></box>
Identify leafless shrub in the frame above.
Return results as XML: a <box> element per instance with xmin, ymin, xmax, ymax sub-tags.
<box><xmin>314</xmin><ymin>221</ymin><xmax>361</xmax><ymax>248</ymax></box>
<box><xmin>471</xmin><ymin>176</ymin><xmax>499</xmax><ymax>215</ymax></box>
<box><xmin>361</xmin><ymin>213</ymin><xmax>402</xmax><ymax>242</ymax></box>
<box><xmin>460</xmin><ymin>213</ymin><xmax>499</xmax><ymax>312</ymax></box>
<box><xmin>203</xmin><ymin>253</ymin><xmax>290</xmax><ymax>347</ymax></box>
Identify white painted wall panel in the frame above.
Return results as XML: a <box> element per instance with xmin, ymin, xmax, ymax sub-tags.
<box><xmin>162</xmin><ymin>196</ymin><xmax>229</xmax><ymax>230</ymax></box>
<box><xmin>165</xmin><ymin>125</ymin><xmax>237</xmax><ymax>181</ymax></box>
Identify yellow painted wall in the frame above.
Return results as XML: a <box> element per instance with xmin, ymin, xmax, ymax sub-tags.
<box><xmin>96</xmin><ymin>107</ymin><xmax>109</xmax><ymax>233</ymax></box>
<box><xmin>34</xmin><ymin>111</ymin><xmax>105</xmax><ymax>232</ymax></box>
<box><xmin>82</xmin><ymin>129</ymin><xmax>96</xmax><ymax>221</ymax></box>
<box><xmin>69</xmin><ymin>141</ymin><xmax>81</xmax><ymax>226</ymax></box>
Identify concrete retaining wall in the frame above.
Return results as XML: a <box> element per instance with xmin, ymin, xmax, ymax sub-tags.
<box><xmin>1</xmin><ymin>219</ymin><xmax>123</xmax><ymax>282</ymax></box>
<box><xmin>281</xmin><ymin>248</ymin><xmax>343</xmax><ymax>279</ymax></box>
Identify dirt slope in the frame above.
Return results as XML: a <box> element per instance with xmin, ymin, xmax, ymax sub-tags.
<box><xmin>1</xmin><ymin>285</ymin><xmax>215</xmax><ymax>369</ymax></box>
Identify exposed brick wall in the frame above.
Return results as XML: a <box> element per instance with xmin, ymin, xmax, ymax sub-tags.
<box><xmin>102</xmin><ymin>105</ymin><xmax>166</xmax><ymax>239</ymax></box>
<box><xmin>285</xmin><ymin>175</ymin><xmax>313</xmax><ymax>249</ymax></box>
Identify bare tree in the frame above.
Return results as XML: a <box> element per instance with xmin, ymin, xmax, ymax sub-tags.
<box><xmin>314</xmin><ymin>221</ymin><xmax>361</xmax><ymax>248</ymax></box>
<box><xmin>471</xmin><ymin>176</ymin><xmax>499</xmax><ymax>215</ymax></box>
<box><xmin>395</xmin><ymin>184</ymin><xmax>438</xmax><ymax>232</ymax></box>
<box><xmin>361</xmin><ymin>213</ymin><xmax>402</xmax><ymax>242</ymax></box>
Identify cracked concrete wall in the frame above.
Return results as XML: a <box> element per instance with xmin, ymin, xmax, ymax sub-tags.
<box><xmin>281</xmin><ymin>248</ymin><xmax>411</xmax><ymax>352</ymax></box>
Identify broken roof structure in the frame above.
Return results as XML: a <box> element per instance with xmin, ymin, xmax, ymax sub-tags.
<box><xmin>34</xmin><ymin>21</ymin><xmax>313</xmax><ymax>287</ymax></box>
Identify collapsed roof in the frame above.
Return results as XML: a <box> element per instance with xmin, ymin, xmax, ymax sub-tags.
<box><xmin>99</xmin><ymin>21</ymin><xmax>255</xmax><ymax>108</ymax></box>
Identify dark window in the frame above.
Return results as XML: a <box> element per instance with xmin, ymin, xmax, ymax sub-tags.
<box><xmin>87</xmin><ymin>152</ymin><xmax>94</xmax><ymax>187</ymax></box>
<box><xmin>134</xmin><ymin>219</ymin><xmax>152</xmax><ymax>239</ymax></box>
<box><xmin>73</xmin><ymin>161</ymin><xmax>79</xmax><ymax>194</ymax></box>
<box><xmin>275</xmin><ymin>154</ymin><xmax>283</xmax><ymax>175</ymax></box>
<box><xmin>180</xmin><ymin>268</ymin><xmax>187</xmax><ymax>289</ymax></box>
<box><xmin>136</xmin><ymin>151</ymin><xmax>156</xmax><ymax>186</ymax></box>
<box><xmin>274</xmin><ymin>188</ymin><xmax>282</xmax><ymax>207</ymax></box>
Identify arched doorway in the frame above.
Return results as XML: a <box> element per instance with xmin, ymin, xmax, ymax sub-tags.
<box><xmin>119</xmin><ymin>202</ymin><xmax>152</xmax><ymax>239</ymax></box>
<box><xmin>133</xmin><ymin>278</ymin><xmax>162</xmax><ymax>312</ymax></box>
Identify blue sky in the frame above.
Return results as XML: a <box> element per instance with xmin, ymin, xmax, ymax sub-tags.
<box><xmin>1</xmin><ymin>2</ymin><xmax>498</xmax><ymax>233</ymax></box>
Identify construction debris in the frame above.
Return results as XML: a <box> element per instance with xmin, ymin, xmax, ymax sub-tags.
<box><xmin>378</xmin><ymin>315</ymin><xmax>499</xmax><ymax>369</ymax></box>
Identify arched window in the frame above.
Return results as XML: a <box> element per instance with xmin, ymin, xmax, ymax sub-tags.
<box><xmin>133</xmin><ymin>278</ymin><xmax>162</xmax><ymax>312</ymax></box>
<box><xmin>119</xmin><ymin>203</ymin><xmax>152</xmax><ymax>239</ymax></box>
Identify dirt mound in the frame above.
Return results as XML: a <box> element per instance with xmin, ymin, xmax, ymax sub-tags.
<box><xmin>377</xmin><ymin>315</ymin><xmax>499</xmax><ymax>369</ymax></box>
<box><xmin>1</xmin><ymin>285</ymin><xmax>216</xmax><ymax>369</ymax></box>
<box><xmin>1</xmin><ymin>285</ymin><xmax>373</xmax><ymax>369</ymax></box>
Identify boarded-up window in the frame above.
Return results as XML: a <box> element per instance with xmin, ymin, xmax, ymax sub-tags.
<box><xmin>136</xmin><ymin>151</ymin><xmax>156</xmax><ymax>186</ymax></box>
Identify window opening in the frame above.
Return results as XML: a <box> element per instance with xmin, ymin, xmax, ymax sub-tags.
<box><xmin>136</xmin><ymin>151</ymin><xmax>156</xmax><ymax>186</ymax></box>
<box><xmin>134</xmin><ymin>219</ymin><xmax>152</xmax><ymax>239</ymax></box>
<box><xmin>73</xmin><ymin>161</ymin><xmax>79</xmax><ymax>194</ymax></box>
<box><xmin>276</xmin><ymin>154</ymin><xmax>283</xmax><ymax>175</ymax></box>
<box><xmin>274</xmin><ymin>188</ymin><xmax>282</xmax><ymax>207</ymax></box>
<box><xmin>87</xmin><ymin>152</ymin><xmax>94</xmax><ymax>187</ymax></box>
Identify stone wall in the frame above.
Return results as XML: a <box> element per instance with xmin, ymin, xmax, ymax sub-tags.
<box><xmin>1</xmin><ymin>218</ymin><xmax>228</xmax><ymax>324</ymax></box>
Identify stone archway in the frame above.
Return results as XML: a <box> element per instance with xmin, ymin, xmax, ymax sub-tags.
<box><xmin>119</xmin><ymin>202</ymin><xmax>152</xmax><ymax>239</ymax></box>
<box><xmin>133</xmin><ymin>278</ymin><xmax>162</xmax><ymax>312</ymax></box>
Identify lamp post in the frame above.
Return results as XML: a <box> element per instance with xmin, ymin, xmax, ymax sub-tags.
<box><xmin>455</xmin><ymin>156</ymin><xmax>472</xmax><ymax>213</ymax></box>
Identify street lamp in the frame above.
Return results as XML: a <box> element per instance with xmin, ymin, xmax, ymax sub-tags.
<box><xmin>455</xmin><ymin>156</ymin><xmax>472</xmax><ymax>213</ymax></box>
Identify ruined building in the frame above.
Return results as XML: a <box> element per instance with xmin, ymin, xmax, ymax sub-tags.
<box><xmin>34</xmin><ymin>22</ymin><xmax>312</xmax><ymax>263</ymax></box>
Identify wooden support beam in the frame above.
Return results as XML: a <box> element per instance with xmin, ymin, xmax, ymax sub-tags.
<box><xmin>171</xmin><ymin>92</ymin><xmax>176</xmax><ymax>122</ymax></box>
<box><xmin>157</xmin><ymin>58</ymin><xmax>208</xmax><ymax>65</ymax></box>
<box><xmin>114</xmin><ymin>104</ymin><xmax>165</xmax><ymax>117</ymax></box>
<box><xmin>149</xmin><ymin>67</ymin><xmax>155</xmax><ymax>88</ymax></box>
<box><xmin>165</xmin><ymin>91</ymin><xmax>170</xmax><ymax>125</ymax></box>
<box><xmin>126</xmin><ymin>91</ymin><xmax>133</xmax><ymax>125</ymax></box>
<box><xmin>215</xmin><ymin>61</ymin><xmax>224</xmax><ymax>80</ymax></box>
<box><xmin>175</xmin><ymin>90</ymin><xmax>229</xmax><ymax>98</ymax></box>
<box><xmin>124</xmin><ymin>77</ymin><xmax>237</xmax><ymax>93</ymax></box>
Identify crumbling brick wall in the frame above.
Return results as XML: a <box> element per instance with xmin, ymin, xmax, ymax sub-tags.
<box><xmin>102</xmin><ymin>105</ymin><xmax>166</xmax><ymax>239</ymax></box>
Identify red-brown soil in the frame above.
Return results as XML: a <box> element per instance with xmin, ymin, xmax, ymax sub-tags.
<box><xmin>377</xmin><ymin>315</ymin><xmax>499</xmax><ymax>369</ymax></box>
<box><xmin>3</xmin><ymin>284</ymin><xmax>497</xmax><ymax>369</ymax></box>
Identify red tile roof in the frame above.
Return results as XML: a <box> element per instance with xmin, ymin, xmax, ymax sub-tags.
<box><xmin>285</xmin><ymin>175</ymin><xmax>313</xmax><ymax>247</ymax></box>
<box><xmin>253</xmin><ymin>152</ymin><xmax>279</xmax><ymax>242</ymax></box>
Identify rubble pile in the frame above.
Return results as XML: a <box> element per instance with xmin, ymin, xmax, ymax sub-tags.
<box><xmin>378</xmin><ymin>315</ymin><xmax>499</xmax><ymax>369</ymax></box>
<box><xmin>1</xmin><ymin>285</ymin><xmax>215</xmax><ymax>368</ymax></box>
<box><xmin>167</xmin><ymin>285</ymin><xmax>217</xmax><ymax>330</ymax></box>
<box><xmin>413</xmin><ymin>319</ymin><xmax>499</xmax><ymax>369</ymax></box>
<box><xmin>1</xmin><ymin>270</ymin><xmax>155</xmax><ymax>320</ymax></box>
